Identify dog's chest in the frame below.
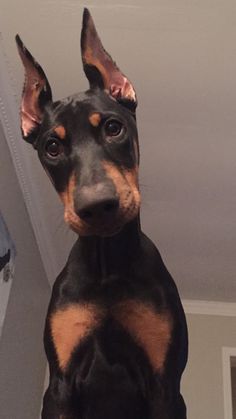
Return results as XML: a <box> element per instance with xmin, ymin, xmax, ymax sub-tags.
<box><xmin>50</xmin><ymin>300</ymin><xmax>173</xmax><ymax>373</ymax></box>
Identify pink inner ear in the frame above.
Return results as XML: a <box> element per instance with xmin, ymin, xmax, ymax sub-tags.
<box><xmin>21</xmin><ymin>109</ymin><xmax>39</xmax><ymax>137</ymax></box>
<box><xmin>21</xmin><ymin>78</ymin><xmax>45</xmax><ymax>137</ymax></box>
<box><xmin>110</xmin><ymin>76</ymin><xmax>136</xmax><ymax>103</ymax></box>
<box><xmin>81</xmin><ymin>9</ymin><xmax>137</xmax><ymax>105</ymax></box>
<box><xmin>16</xmin><ymin>35</ymin><xmax>52</xmax><ymax>138</ymax></box>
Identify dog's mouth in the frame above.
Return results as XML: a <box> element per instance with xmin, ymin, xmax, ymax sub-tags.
<box><xmin>71</xmin><ymin>221</ymin><xmax>122</xmax><ymax>238</ymax></box>
<box><xmin>64</xmin><ymin>197</ymin><xmax>140</xmax><ymax>237</ymax></box>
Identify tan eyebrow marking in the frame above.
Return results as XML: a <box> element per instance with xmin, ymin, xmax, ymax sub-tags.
<box><xmin>54</xmin><ymin>125</ymin><xmax>66</xmax><ymax>140</ymax></box>
<box><xmin>89</xmin><ymin>112</ymin><xmax>101</xmax><ymax>127</ymax></box>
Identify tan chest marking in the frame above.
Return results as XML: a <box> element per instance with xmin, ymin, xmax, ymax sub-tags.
<box><xmin>113</xmin><ymin>300</ymin><xmax>173</xmax><ymax>373</ymax></box>
<box><xmin>50</xmin><ymin>304</ymin><xmax>103</xmax><ymax>370</ymax></box>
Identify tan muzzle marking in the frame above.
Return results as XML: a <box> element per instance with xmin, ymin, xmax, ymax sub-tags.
<box><xmin>102</xmin><ymin>161</ymin><xmax>140</xmax><ymax>223</ymax></box>
<box><xmin>59</xmin><ymin>173</ymin><xmax>89</xmax><ymax>235</ymax></box>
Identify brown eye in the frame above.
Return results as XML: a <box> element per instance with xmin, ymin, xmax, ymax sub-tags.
<box><xmin>104</xmin><ymin>119</ymin><xmax>123</xmax><ymax>137</ymax></box>
<box><xmin>45</xmin><ymin>139</ymin><xmax>63</xmax><ymax>158</ymax></box>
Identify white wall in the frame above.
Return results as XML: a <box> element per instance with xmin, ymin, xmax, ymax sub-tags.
<box><xmin>182</xmin><ymin>312</ymin><xmax>236</xmax><ymax>419</ymax></box>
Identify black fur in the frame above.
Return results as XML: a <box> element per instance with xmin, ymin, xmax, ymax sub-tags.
<box><xmin>16</xmin><ymin>8</ymin><xmax>188</xmax><ymax>419</ymax></box>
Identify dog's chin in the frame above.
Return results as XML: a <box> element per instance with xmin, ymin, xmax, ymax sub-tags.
<box><xmin>97</xmin><ymin>224</ymin><xmax>123</xmax><ymax>238</ymax></box>
<box><xmin>69</xmin><ymin>221</ymin><xmax>124</xmax><ymax>238</ymax></box>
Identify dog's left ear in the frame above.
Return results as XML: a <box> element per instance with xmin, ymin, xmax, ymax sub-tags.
<box><xmin>81</xmin><ymin>8</ymin><xmax>137</xmax><ymax>111</ymax></box>
<box><xmin>15</xmin><ymin>35</ymin><xmax>52</xmax><ymax>145</ymax></box>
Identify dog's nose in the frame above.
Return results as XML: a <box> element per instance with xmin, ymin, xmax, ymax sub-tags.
<box><xmin>74</xmin><ymin>184</ymin><xmax>119</xmax><ymax>222</ymax></box>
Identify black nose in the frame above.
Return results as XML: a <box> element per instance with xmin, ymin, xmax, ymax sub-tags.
<box><xmin>74</xmin><ymin>184</ymin><xmax>119</xmax><ymax>222</ymax></box>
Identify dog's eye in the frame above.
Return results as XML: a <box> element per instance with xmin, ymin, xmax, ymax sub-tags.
<box><xmin>45</xmin><ymin>139</ymin><xmax>63</xmax><ymax>158</ymax></box>
<box><xmin>104</xmin><ymin>119</ymin><xmax>123</xmax><ymax>138</ymax></box>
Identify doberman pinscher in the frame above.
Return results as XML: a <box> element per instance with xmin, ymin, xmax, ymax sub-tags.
<box><xmin>16</xmin><ymin>8</ymin><xmax>188</xmax><ymax>419</ymax></box>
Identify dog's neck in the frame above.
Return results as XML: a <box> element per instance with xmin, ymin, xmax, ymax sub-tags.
<box><xmin>78</xmin><ymin>215</ymin><xmax>141</xmax><ymax>277</ymax></box>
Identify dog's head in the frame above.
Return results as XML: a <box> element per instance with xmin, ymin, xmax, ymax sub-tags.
<box><xmin>16</xmin><ymin>8</ymin><xmax>140</xmax><ymax>237</ymax></box>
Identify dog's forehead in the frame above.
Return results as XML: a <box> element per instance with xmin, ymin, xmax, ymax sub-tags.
<box><xmin>51</xmin><ymin>90</ymin><xmax>124</xmax><ymax>122</ymax></box>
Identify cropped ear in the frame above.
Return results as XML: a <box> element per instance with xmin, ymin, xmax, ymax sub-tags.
<box><xmin>15</xmin><ymin>35</ymin><xmax>52</xmax><ymax>144</ymax></box>
<box><xmin>81</xmin><ymin>8</ymin><xmax>137</xmax><ymax>111</ymax></box>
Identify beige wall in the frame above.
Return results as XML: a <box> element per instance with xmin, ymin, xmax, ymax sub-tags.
<box><xmin>0</xmin><ymin>122</ymin><xmax>51</xmax><ymax>419</ymax></box>
<box><xmin>182</xmin><ymin>313</ymin><xmax>236</xmax><ymax>419</ymax></box>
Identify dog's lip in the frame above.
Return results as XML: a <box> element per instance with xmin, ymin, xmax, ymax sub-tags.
<box><xmin>68</xmin><ymin>214</ymin><xmax>124</xmax><ymax>237</ymax></box>
<box><xmin>65</xmin><ymin>203</ymin><xmax>139</xmax><ymax>236</ymax></box>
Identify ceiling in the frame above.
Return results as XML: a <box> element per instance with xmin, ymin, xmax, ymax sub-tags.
<box><xmin>0</xmin><ymin>0</ymin><xmax>236</xmax><ymax>302</ymax></box>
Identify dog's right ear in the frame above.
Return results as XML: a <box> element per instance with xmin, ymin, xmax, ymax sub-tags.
<box><xmin>15</xmin><ymin>35</ymin><xmax>52</xmax><ymax>145</ymax></box>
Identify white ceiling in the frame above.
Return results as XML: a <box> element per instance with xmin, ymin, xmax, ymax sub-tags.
<box><xmin>0</xmin><ymin>0</ymin><xmax>236</xmax><ymax>302</ymax></box>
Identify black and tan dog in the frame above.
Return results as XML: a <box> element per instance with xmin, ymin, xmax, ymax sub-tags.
<box><xmin>16</xmin><ymin>9</ymin><xmax>188</xmax><ymax>419</ymax></box>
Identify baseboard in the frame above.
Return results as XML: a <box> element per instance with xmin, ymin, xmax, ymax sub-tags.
<box><xmin>182</xmin><ymin>299</ymin><xmax>236</xmax><ymax>317</ymax></box>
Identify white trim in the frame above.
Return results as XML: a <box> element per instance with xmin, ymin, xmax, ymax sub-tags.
<box><xmin>0</xmin><ymin>34</ymin><xmax>58</xmax><ymax>283</ymax></box>
<box><xmin>222</xmin><ymin>347</ymin><xmax>236</xmax><ymax>419</ymax></box>
<box><xmin>0</xmin><ymin>268</ymin><xmax>13</xmax><ymax>339</ymax></box>
<box><xmin>39</xmin><ymin>365</ymin><xmax>49</xmax><ymax>418</ymax></box>
<box><xmin>182</xmin><ymin>300</ymin><xmax>236</xmax><ymax>317</ymax></box>
<box><xmin>43</xmin><ymin>364</ymin><xmax>49</xmax><ymax>393</ymax></box>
